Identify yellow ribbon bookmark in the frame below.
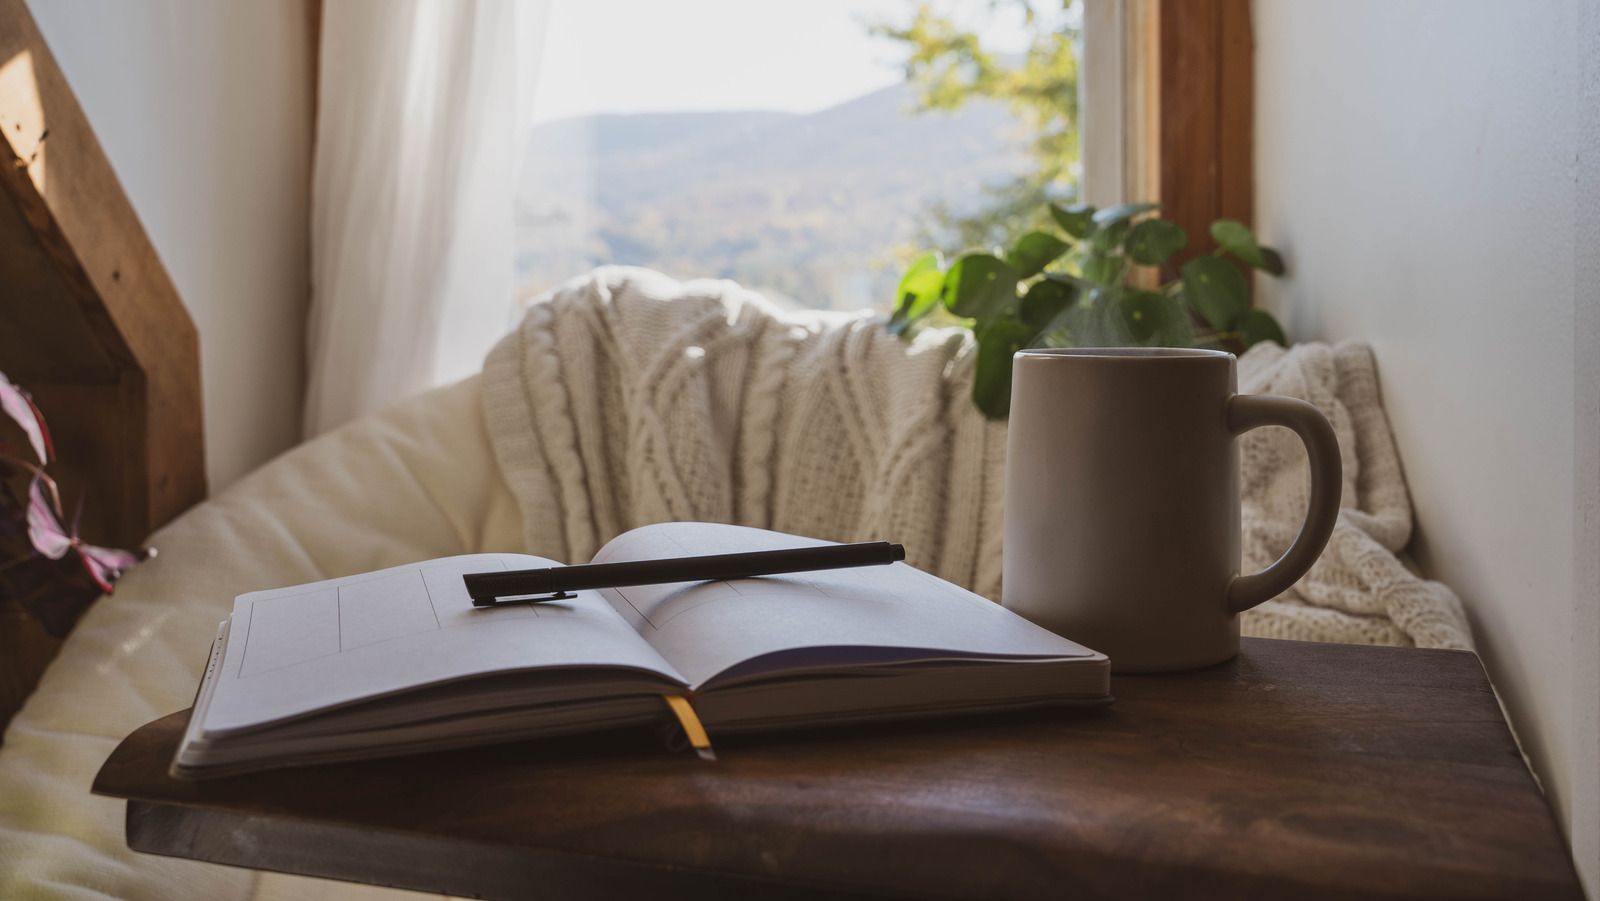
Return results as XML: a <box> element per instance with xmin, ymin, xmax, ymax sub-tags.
<box><xmin>663</xmin><ymin>694</ymin><xmax>716</xmax><ymax>761</ymax></box>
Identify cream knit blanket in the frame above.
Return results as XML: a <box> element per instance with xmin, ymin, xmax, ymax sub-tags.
<box><xmin>483</xmin><ymin>267</ymin><xmax>1472</xmax><ymax>651</ymax></box>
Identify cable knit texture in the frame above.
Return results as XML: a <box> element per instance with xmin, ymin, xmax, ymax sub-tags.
<box><xmin>484</xmin><ymin>267</ymin><xmax>1473</xmax><ymax>651</ymax></box>
<box><xmin>1236</xmin><ymin>341</ymin><xmax>1472</xmax><ymax>649</ymax></box>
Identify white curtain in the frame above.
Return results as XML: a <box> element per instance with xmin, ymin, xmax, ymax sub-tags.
<box><xmin>304</xmin><ymin>0</ymin><xmax>549</xmax><ymax>437</ymax></box>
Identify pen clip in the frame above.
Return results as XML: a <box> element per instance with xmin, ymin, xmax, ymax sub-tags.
<box><xmin>471</xmin><ymin>590</ymin><xmax>576</xmax><ymax>609</ymax></box>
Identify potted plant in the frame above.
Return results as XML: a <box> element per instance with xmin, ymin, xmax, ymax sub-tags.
<box><xmin>886</xmin><ymin>202</ymin><xmax>1288</xmax><ymax>418</ymax></box>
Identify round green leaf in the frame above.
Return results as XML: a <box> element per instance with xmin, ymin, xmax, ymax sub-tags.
<box><xmin>887</xmin><ymin>251</ymin><xmax>945</xmax><ymax>335</ymax></box>
<box><xmin>1165</xmin><ymin>298</ymin><xmax>1198</xmax><ymax>348</ymax></box>
<box><xmin>1091</xmin><ymin>202</ymin><xmax>1160</xmax><ymax>226</ymax></box>
<box><xmin>971</xmin><ymin>317</ymin><xmax>1035</xmax><ymax>419</ymax></box>
<box><xmin>1006</xmin><ymin>231</ymin><xmax>1071</xmax><ymax>280</ymax></box>
<box><xmin>1125</xmin><ymin>219</ymin><xmax>1188</xmax><ymax>266</ymax></box>
<box><xmin>1080</xmin><ymin>251</ymin><xmax>1122</xmax><ymax>287</ymax></box>
<box><xmin>1062</xmin><ymin>291</ymin><xmax>1119</xmax><ymax>347</ymax></box>
<box><xmin>1180</xmin><ymin>255</ymin><xmax>1249</xmax><ymax>331</ymax></box>
<box><xmin>1020</xmin><ymin>277</ymin><xmax>1078</xmax><ymax>331</ymax></box>
<box><xmin>1113</xmin><ymin>290</ymin><xmax>1193</xmax><ymax>346</ymax></box>
<box><xmin>1049</xmin><ymin>203</ymin><xmax>1096</xmax><ymax>239</ymax></box>
<box><xmin>1091</xmin><ymin>218</ymin><xmax>1131</xmax><ymax>253</ymax></box>
<box><xmin>1236</xmin><ymin>309</ymin><xmax>1289</xmax><ymax>349</ymax></box>
<box><xmin>1209</xmin><ymin>219</ymin><xmax>1272</xmax><ymax>270</ymax></box>
<box><xmin>1117</xmin><ymin>291</ymin><xmax>1167</xmax><ymax>342</ymax></box>
<box><xmin>942</xmin><ymin>254</ymin><xmax>1019</xmax><ymax>321</ymax></box>
<box><xmin>1258</xmin><ymin>246</ymin><xmax>1286</xmax><ymax>277</ymax></box>
<box><xmin>897</xmin><ymin>250</ymin><xmax>940</xmax><ymax>287</ymax></box>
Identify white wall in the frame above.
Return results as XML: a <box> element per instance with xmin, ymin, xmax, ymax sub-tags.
<box><xmin>1255</xmin><ymin>0</ymin><xmax>1600</xmax><ymax>892</ymax></box>
<box><xmin>25</xmin><ymin>0</ymin><xmax>313</xmax><ymax>492</ymax></box>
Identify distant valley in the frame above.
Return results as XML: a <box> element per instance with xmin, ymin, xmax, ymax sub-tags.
<box><xmin>515</xmin><ymin>83</ymin><xmax>1029</xmax><ymax>311</ymax></box>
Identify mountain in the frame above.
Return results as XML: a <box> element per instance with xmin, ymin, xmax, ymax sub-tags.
<box><xmin>515</xmin><ymin>83</ymin><xmax>1030</xmax><ymax>310</ymax></box>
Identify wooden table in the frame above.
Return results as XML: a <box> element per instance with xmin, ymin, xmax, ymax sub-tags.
<box><xmin>93</xmin><ymin>638</ymin><xmax>1582</xmax><ymax>900</ymax></box>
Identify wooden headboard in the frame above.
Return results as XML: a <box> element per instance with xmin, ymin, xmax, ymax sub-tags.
<box><xmin>0</xmin><ymin>0</ymin><xmax>206</xmax><ymax>725</ymax></box>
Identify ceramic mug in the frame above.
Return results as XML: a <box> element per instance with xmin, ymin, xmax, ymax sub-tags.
<box><xmin>1001</xmin><ymin>348</ymin><xmax>1342</xmax><ymax>672</ymax></box>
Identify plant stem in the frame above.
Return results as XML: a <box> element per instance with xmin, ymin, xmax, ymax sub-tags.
<box><xmin>0</xmin><ymin>452</ymin><xmax>41</xmax><ymax>475</ymax></box>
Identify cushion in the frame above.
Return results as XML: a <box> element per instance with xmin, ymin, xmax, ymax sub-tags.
<box><xmin>0</xmin><ymin>376</ymin><xmax>515</xmax><ymax>900</ymax></box>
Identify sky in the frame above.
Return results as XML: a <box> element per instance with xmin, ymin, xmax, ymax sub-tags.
<box><xmin>528</xmin><ymin>0</ymin><xmax>1050</xmax><ymax>124</ymax></box>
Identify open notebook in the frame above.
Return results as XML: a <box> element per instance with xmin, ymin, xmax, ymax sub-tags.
<box><xmin>174</xmin><ymin>522</ymin><xmax>1109</xmax><ymax>777</ymax></box>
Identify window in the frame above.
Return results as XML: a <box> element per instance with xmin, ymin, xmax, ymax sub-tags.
<box><xmin>515</xmin><ymin>0</ymin><xmax>1081</xmax><ymax>312</ymax></box>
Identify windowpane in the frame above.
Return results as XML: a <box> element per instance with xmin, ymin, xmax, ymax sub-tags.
<box><xmin>516</xmin><ymin>0</ymin><xmax>1078</xmax><ymax>312</ymax></box>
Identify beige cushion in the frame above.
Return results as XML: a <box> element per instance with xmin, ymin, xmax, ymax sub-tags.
<box><xmin>0</xmin><ymin>376</ymin><xmax>518</xmax><ymax>900</ymax></box>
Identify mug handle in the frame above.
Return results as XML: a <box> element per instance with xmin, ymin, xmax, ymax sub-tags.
<box><xmin>1224</xmin><ymin>395</ymin><xmax>1343</xmax><ymax>614</ymax></box>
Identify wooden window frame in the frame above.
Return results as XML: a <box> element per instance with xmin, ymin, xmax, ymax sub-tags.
<box><xmin>1082</xmin><ymin>0</ymin><xmax>1254</xmax><ymax>284</ymax></box>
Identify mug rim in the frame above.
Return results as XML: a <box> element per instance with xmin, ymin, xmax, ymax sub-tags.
<box><xmin>1014</xmin><ymin>347</ymin><xmax>1235</xmax><ymax>361</ymax></box>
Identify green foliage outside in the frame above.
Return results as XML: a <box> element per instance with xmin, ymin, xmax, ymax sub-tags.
<box><xmin>877</xmin><ymin>2</ymin><xmax>1290</xmax><ymax>419</ymax></box>
<box><xmin>872</xmin><ymin>1</ymin><xmax>1081</xmax><ymax>254</ymax></box>
<box><xmin>887</xmin><ymin>203</ymin><xmax>1288</xmax><ymax>419</ymax></box>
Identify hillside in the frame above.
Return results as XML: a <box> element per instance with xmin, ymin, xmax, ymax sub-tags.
<box><xmin>515</xmin><ymin>83</ymin><xmax>1030</xmax><ymax>310</ymax></box>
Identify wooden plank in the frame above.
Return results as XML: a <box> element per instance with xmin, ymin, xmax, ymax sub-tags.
<box><xmin>0</xmin><ymin>0</ymin><xmax>206</xmax><ymax>733</ymax></box>
<box><xmin>1157</xmin><ymin>0</ymin><xmax>1220</xmax><ymax>281</ymax></box>
<box><xmin>0</xmin><ymin>0</ymin><xmax>206</xmax><ymax>544</ymax></box>
<box><xmin>1152</xmin><ymin>0</ymin><xmax>1254</xmax><ymax>288</ymax></box>
<box><xmin>1216</xmin><ymin>0</ymin><xmax>1254</xmax><ymax>227</ymax></box>
<box><xmin>123</xmin><ymin>802</ymin><xmax>879</xmax><ymax>901</ymax></box>
<box><xmin>95</xmin><ymin>639</ymin><xmax>1582</xmax><ymax>900</ymax></box>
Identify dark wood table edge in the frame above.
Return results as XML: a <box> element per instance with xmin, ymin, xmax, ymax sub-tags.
<box><xmin>90</xmin><ymin>639</ymin><xmax>1584</xmax><ymax>901</ymax></box>
<box><xmin>121</xmin><ymin>798</ymin><xmax>892</xmax><ymax>900</ymax></box>
<box><xmin>94</xmin><ymin>709</ymin><xmax>926</xmax><ymax>900</ymax></box>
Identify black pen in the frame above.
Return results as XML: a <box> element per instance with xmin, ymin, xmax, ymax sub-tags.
<box><xmin>463</xmin><ymin>541</ymin><xmax>906</xmax><ymax>607</ymax></box>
